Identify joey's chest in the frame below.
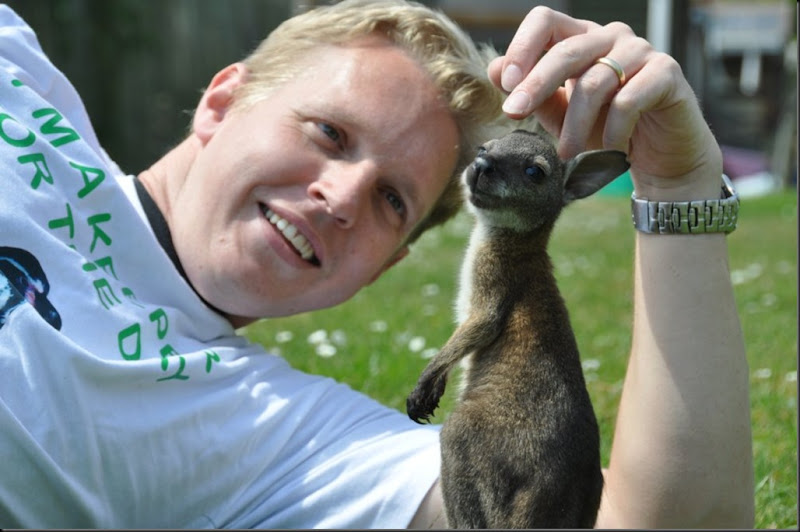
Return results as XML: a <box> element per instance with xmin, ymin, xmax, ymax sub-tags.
<box><xmin>454</xmin><ymin>223</ymin><xmax>545</xmax><ymax>326</ymax></box>
<box><xmin>454</xmin><ymin>225</ymin><xmax>508</xmax><ymax>324</ymax></box>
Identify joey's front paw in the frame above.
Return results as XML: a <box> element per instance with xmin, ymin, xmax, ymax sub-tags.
<box><xmin>406</xmin><ymin>373</ymin><xmax>447</xmax><ymax>423</ymax></box>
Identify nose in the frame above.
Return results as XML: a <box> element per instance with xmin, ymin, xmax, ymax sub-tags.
<box><xmin>473</xmin><ymin>154</ymin><xmax>493</xmax><ymax>174</ymax></box>
<box><xmin>466</xmin><ymin>154</ymin><xmax>493</xmax><ymax>191</ymax></box>
<box><xmin>308</xmin><ymin>160</ymin><xmax>378</xmax><ymax>228</ymax></box>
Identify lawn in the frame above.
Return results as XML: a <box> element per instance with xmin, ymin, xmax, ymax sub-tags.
<box><xmin>242</xmin><ymin>189</ymin><xmax>798</xmax><ymax>529</ymax></box>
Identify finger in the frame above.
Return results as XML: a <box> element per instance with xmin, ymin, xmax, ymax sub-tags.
<box><xmin>500</xmin><ymin>6</ymin><xmax>600</xmax><ymax>93</ymax></box>
<box><xmin>487</xmin><ymin>55</ymin><xmax>504</xmax><ymax>91</ymax></box>
<box><xmin>511</xmin><ymin>30</ymin><xmax>619</xmax><ymax>116</ymax></box>
<box><xmin>526</xmin><ymin>88</ymin><xmax>570</xmax><ymax>139</ymax></box>
<box><xmin>558</xmin><ymin>37</ymin><xmax>653</xmax><ymax>157</ymax></box>
<box><xmin>501</xmin><ymin>22</ymin><xmax>635</xmax><ymax>118</ymax></box>
<box><xmin>602</xmin><ymin>54</ymin><xmax>701</xmax><ymax>175</ymax></box>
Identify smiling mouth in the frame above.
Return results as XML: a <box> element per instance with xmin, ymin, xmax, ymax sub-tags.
<box><xmin>261</xmin><ymin>205</ymin><xmax>320</xmax><ymax>266</ymax></box>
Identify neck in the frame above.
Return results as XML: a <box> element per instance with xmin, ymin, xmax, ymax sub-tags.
<box><xmin>136</xmin><ymin>135</ymin><xmax>246</xmax><ymax>326</ymax></box>
<box><xmin>490</xmin><ymin>222</ymin><xmax>555</xmax><ymax>257</ymax></box>
<box><xmin>136</xmin><ymin>134</ymin><xmax>202</xmax><ymax>228</ymax></box>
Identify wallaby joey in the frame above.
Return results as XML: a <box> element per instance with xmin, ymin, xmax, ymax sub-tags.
<box><xmin>406</xmin><ymin>129</ymin><xmax>630</xmax><ymax>529</ymax></box>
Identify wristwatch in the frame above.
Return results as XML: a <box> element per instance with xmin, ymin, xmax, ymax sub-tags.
<box><xmin>631</xmin><ymin>174</ymin><xmax>739</xmax><ymax>234</ymax></box>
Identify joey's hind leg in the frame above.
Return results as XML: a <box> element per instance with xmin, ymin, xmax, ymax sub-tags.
<box><xmin>441</xmin><ymin>458</ymin><xmax>486</xmax><ymax>528</ymax></box>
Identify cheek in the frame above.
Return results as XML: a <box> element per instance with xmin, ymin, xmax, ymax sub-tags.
<box><xmin>341</xmin><ymin>234</ymin><xmax>399</xmax><ymax>285</ymax></box>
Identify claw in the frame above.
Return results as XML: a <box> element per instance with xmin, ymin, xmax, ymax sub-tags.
<box><xmin>407</xmin><ymin>368</ymin><xmax>449</xmax><ymax>422</ymax></box>
<box><xmin>406</xmin><ymin>392</ymin><xmax>433</xmax><ymax>423</ymax></box>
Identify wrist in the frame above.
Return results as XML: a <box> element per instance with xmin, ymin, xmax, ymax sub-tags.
<box><xmin>631</xmin><ymin>173</ymin><xmax>738</xmax><ymax>235</ymax></box>
<box><xmin>632</xmin><ymin>171</ymin><xmax>722</xmax><ymax>202</ymax></box>
<box><xmin>631</xmin><ymin>137</ymin><xmax>724</xmax><ymax>202</ymax></box>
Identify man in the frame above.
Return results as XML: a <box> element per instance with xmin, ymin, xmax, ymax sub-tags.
<box><xmin>0</xmin><ymin>0</ymin><xmax>753</xmax><ymax>528</ymax></box>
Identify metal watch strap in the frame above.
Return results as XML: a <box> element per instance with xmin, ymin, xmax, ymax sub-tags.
<box><xmin>630</xmin><ymin>174</ymin><xmax>739</xmax><ymax>234</ymax></box>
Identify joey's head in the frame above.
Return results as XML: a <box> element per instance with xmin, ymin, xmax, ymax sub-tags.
<box><xmin>462</xmin><ymin>129</ymin><xmax>630</xmax><ymax>232</ymax></box>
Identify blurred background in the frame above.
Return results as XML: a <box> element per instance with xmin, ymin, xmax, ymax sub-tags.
<box><xmin>6</xmin><ymin>0</ymin><xmax>797</xmax><ymax>196</ymax></box>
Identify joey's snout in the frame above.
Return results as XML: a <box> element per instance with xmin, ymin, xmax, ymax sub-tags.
<box><xmin>473</xmin><ymin>155</ymin><xmax>492</xmax><ymax>174</ymax></box>
<box><xmin>466</xmin><ymin>154</ymin><xmax>493</xmax><ymax>192</ymax></box>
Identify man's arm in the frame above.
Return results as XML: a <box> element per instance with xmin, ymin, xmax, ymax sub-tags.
<box><xmin>409</xmin><ymin>479</ymin><xmax>447</xmax><ymax>529</ymax></box>
<box><xmin>596</xmin><ymin>227</ymin><xmax>754</xmax><ymax>528</ymax></box>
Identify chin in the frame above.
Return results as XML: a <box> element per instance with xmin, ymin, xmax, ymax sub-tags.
<box><xmin>209</xmin><ymin>280</ymin><xmax>360</xmax><ymax>325</ymax></box>
<box><xmin>225</xmin><ymin>313</ymin><xmax>260</xmax><ymax>329</ymax></box>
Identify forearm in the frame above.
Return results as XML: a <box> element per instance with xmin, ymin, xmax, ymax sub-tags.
<box><xmin>598</xmin><ymin>230</ymin><xmax>754</xmax><ymax>528</ymax></box>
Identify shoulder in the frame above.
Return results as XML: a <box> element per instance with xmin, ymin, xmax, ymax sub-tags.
<box><xmin>0</xmin><ymin>5</ymin><xmax>50</xmax><ymax>80</ymax></box>
<box><xmin>0</xmin><ymin>5</ymin><xmax>36</xmax><ymax>35</ymax></box>
<box><xmin>0</xmin><ymin>5</ymin><xmax>76</xmax><ymax>115</ymax></box>
<box><xmin>0</xmin><ymin>6</ymin><xmax>120</xmax><ymax>176</ymax></box>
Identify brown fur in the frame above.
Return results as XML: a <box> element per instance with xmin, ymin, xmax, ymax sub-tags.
<box><xmin>406</xmin><ymin>130</ymin><xmax>629</xmax><ymax>528</ymax></box>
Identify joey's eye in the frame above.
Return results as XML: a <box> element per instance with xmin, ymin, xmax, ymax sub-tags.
<box><xmin>476</xmin><ymin>146</ymin><xmax>487</xmax><ymax>156</ymax></box>
<box><xmin>317</xmin><ymin>123</ymin><xmax>341</xmax><ymax>144</ymax></box>
<box><xmin>525</xmin><ymin>165</ymin><xmax>545</xmax><ymax>179</ymax></box>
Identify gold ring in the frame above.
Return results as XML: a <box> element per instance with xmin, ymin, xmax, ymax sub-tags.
<box><xmin>594</xmin><ymin>57</ymin><xmax>626</xmax><ymax>87</ymax></box>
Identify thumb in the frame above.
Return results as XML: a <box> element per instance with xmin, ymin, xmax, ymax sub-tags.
<box><xmin>487</xmin><ymin>55</ymin><xmax>505</xmax><ymax>91</ymax></box>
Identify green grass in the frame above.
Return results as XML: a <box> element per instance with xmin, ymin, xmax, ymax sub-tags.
<box><xmin>242</xmin><ymin>190</ymin><xmax>798</xmax><ymax>529</ymax></box>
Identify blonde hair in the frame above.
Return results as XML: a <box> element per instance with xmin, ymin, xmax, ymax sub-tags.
<box><xmin>233</xmin><ymin>0</ymin><xmax>506</xmax><ymax>243</ymax></box>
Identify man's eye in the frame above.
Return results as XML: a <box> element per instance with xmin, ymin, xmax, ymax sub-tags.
<box><xmin>318</xmin><ymin>123</ymin><xmax>341</xmax><ymax>144</ymax></box>
<box><xmin>385</xmin><ymin>190</ymin><xmax>406</xmax><ymax>217</ymax></box>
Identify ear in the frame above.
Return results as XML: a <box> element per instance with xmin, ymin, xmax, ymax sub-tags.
<box><xmin>562</xmin><ymin>149</ymin><xmax>630</xmax><ymax>204</ymax></box>
<box><xmin>367</xmin><ymin>246</ymin><xmax>410</xmax><ymax>285</ymax></box>
<box><xmin>192</xmin><ymin>63</ymin><xmax>248</xmax><ymax>143</ymax></box>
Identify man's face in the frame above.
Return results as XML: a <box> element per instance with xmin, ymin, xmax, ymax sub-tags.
<box><xmin>170</xmin><ymin>40</ymin><xmax>460</xmax><ymax>323</ymax></box>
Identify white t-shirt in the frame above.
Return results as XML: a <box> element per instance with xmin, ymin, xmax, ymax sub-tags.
<box><xmin>0</xmin><ymin>6</ymin><xmax>441</xmax><ymax>528</ymax></box>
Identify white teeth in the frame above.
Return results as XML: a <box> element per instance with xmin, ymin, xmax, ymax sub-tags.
<box><xmin>263</xmin><ymin>208</ymin><xmax>316</xmax><ymax>261</ymax></box>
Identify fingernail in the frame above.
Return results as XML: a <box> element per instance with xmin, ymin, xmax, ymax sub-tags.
<box><xmin>501</xmin><ymin>64</ymin><xmax>523</xmax><ymax>92</ymax></box>
<box><xmin>503</xmin><ymin>90</ymin><xmax>530</xmax><ymax>115</ymax></box>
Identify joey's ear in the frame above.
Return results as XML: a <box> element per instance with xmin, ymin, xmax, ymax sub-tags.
<box><xmin>193</xmin><ymin>63</ymin><xmax>248</xmax><ymax>143</ymax></box>
<box><xmin>562</xmin><ymin>150</ymin><xmax>630</xmax><ymax>204</ymax></box>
